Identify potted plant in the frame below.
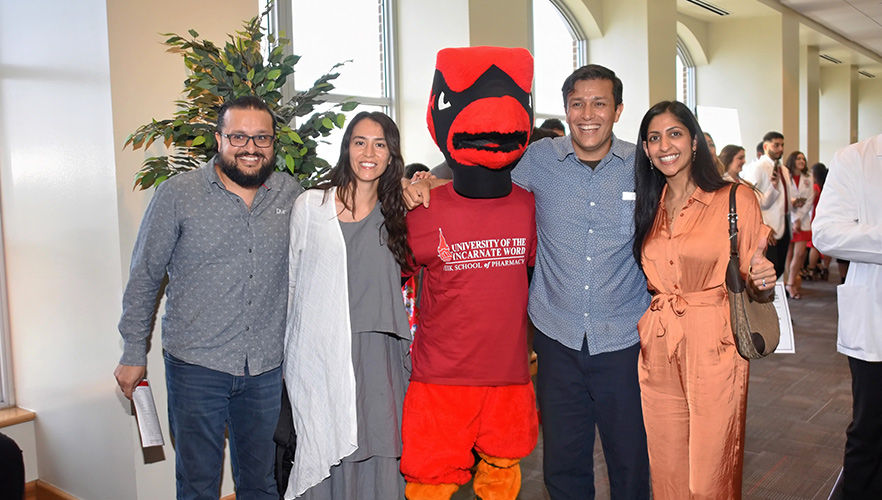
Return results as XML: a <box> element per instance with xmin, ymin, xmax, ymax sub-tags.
<box><xmin>125</xmin><ymin>7</ymin><xmax>356</xmax><ymax>190</ymax></box>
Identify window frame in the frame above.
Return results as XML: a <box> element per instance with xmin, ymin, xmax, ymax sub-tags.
<box><xmin>533</xmin><ymin>0</ymin><xmax>589</xmax><ymax>125</ymax></box>
<box><xmin>677</xmin><ymin>38</ymin><xmax>696</xmax><ymax>112</ymax></box>
<box><xmin>269</xmin><ymin>0</ymin><xmax>397</xmax><ymax>120</ymax></box>
<box><xmin>0</xmin><ymin>209</ymin><xmax>13</xmax><ymax>408</ymax></box>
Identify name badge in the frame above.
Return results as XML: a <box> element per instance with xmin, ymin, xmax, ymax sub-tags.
<box><xmin>622</xmin><ymin>191</ymin><xmax>636</xmax><ymax>201</ymax></box>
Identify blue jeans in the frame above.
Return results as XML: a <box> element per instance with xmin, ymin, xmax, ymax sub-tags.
<box><xmin>164</xmin><ymin>352</ymin><xmax>281</xmax><ymax>500</ymax></box>
<box><xmin>534</xmin><ymin>330</ymin><xmax>649</xmax><ymax>500</ymax></box>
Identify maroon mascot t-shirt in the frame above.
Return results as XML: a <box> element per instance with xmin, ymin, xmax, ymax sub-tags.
<box><xmin>407</xmin><ymin>182</ymin><xmax>536</xmax><ymax>386</ymax></box>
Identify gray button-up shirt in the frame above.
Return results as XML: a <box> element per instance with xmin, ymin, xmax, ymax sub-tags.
<box><xmin>118</xmin><ymin>157</ymin><xmax>303</xmax><ymax>375</ymax></box>
<box><xmin>512</xmin><ymin>134</ymin><xmax>650</xmax><ymax>354</ymax></box>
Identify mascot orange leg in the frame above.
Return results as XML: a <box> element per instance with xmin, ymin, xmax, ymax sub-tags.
<box><xmin>405</xmin><ymin>482</ymin><xmax>460</xmax><ymax>500</ymax></box>
<box><xmin>473</xmin><ymin>453</ymin><xmax>521</xmax><ymax>500</ymax></box>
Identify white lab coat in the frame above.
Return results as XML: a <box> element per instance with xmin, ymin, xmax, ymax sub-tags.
<box><xmin>742</xmin><ymin>155</ymin><xmax>792</xmax><ymax>239</ymax></box>
<box><xmin>789</xmin><ymin>171</ymin><xmax>814</xmax><ymax>231</ymax></box>
<box><xmin>812</xmin><ymin>135</ymin><xmax>882</xmax><ymax>362</ymax></box>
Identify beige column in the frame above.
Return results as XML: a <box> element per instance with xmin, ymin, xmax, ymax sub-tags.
<box><xmin>849</xmin><ymin>65</ymin><xmax>859</xmax><ymax>144</ymax></box>
<box><xmin>469</xmin><ymin>0</ymin><xmax>531</xmax><ymax>48</ymax></box>
<box><xmin>586</xmin><ymin>0</ymin><xmax>676</xmax><ymax>138</ymax></box>
<box><xmin>800</xmin><ymin>45</ymin><xmax>820</xmax><ymax>163</ymax></box>
<box><xmin>781</xmin><ymin>11</ymin><xmax>800</xmax><ymax>152</ymax></box>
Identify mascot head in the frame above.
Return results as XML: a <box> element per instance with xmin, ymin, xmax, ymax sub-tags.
<box><xmin>427</xmin><ymin>46</ymin><xmax>533</xmax><ymax>198</ymax></box>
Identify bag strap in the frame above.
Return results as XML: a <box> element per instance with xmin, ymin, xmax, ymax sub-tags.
<box><xmin>726</xmin><ymin>183</ymin><xmax>748</xmax><ymax>294</ymax></box>
<box><xmin>728</xmin><ymin>183</ymin><xmax>740</xmax><ymax>262</ymax></box>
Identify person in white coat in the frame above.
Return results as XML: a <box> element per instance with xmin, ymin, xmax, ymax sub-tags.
<box><xmin>813</xmin><ymin>133</ymin><xmax>882</xmax><ymax>499</ymax></box>
<box><xmin>742</xmin><ymin>131</ymin><xmax>791</xmax><ymax>278</ymax></box>
<box><xmin>783</xmin><ymin>151</ymin><xmax>814</xmax><ymax>299</ymax></box>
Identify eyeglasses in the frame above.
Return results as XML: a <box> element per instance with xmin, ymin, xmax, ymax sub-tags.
<box><xmin>219</xmin><ymin>132</ymin><xmax>275</xmax><ymax>148</ymax></box>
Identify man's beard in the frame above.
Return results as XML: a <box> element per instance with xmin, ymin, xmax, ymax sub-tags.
<box><xmin>218</xmin><ymin>152</ymin><xmax>275</xmax><ymax>188</ymax></box>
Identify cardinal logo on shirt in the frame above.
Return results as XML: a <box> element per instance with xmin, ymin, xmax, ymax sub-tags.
<box><xmin>437</xmin><ymin>228</ymin><xmax>452</xmax><ymax>262</ymax></box>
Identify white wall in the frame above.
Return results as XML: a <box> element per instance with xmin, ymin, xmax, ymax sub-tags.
<box><xmin>696</xmin><ymin>15</ymin><xmax>784</xmax><ymax>151</ymax></box>
<box><xmin>819</xmin><ymin>65</ymin><xmax>855</xmax><ymax>163</ymax></box>
<box><xmin>0</xmin><ymin>1</ymin><xmax>133</xmax><ymax>498</ymax></box>
<box><xmin>858</xmin><ymin>77</ymin><xmax>882</xmax><ymax>141</ymax></box>
<box><xmin>396</xmin><ymin>0</ymin><xmax>470</xmax><ymax>167</ymax></box>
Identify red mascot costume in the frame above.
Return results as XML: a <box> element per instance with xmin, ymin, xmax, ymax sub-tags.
<box><xmin>401</xmin><ymin>46</ymin><xmax>538</xmax><ymax>500</ymax></box>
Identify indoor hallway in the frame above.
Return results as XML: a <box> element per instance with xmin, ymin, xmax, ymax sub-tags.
<box><xmin>454</xmin><ymin>268</ymin><xmax>849</xmax><ymax>500</ymax></box>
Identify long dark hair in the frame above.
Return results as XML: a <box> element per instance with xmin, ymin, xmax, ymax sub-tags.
<box><xmin>633</xmin><ymin>101</ymin><xmax>728</xmax><ymax>265</ymax></box>
<box><xmin>811</xmin><ymin>162</ymin><xmax>827</xmax><ymax>188</ymax></box>
<box><xmin>784</xmin><ymin>151</ymin><xmax>808</xmax><ymax>176</ymax></box>
<box><xmin>319</xmin><ymin>111</ymin><xmax>412</xmax><ymax>271</ymax></box>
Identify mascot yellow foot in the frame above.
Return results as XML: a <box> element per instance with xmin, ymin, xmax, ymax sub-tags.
<box><xmin>473</xmin><ymin>453</ymin><xmax>521</xmax><ymax>500</ymax></box>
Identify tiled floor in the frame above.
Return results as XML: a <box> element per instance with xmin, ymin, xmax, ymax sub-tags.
<box><xmin>454</xmin><ymin>269</ymin><xmax>848</xmax><ymax>499</ymax></box>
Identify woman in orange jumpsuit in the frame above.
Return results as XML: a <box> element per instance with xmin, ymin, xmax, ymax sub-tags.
<box><xmin>632</xmin><ymin>101</ymin><xmax>778</xmax><ymax>499</ymax></box>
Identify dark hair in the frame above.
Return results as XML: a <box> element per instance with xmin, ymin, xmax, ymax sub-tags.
<box><xmin>756</xmin><ymin>141</ymin><xmax>764</xmax><ymax>156</ymax></box>
<box><xmin>561</xmin><ymin>64</ymin><xmax>623</xmax><ymax>110</ymax></box>
<box><xmin>319</xmin><ymin>111</ymin><xmax>412</xmax><ymax>271</ymax></box>
<box><xmin>540</xmin><ymin>118</ymin><xmax>565</xmax><ymax>132</ymax></box>
<box><xmin>784</xmin><ymin>151</ymin><xmax>808</xmax><ymax>176</ymax></box>
<box><xmin>216</xmin><ymin>95</ymin><xmax>276</xmax><ymax>133</ymax></box>
<box><xmin>404</xmin><ymin>163</ymin><xmax>429</xmax><ymax>179</ymax></box>
<box><xmin>633</xmin><ymin>101</ymin><xmax>728</xmax><ymax>265</ymax></box>
<box><xmin>811</xmin><ymin>162</ymin><xmax>827</xmax><ymax>188</ymax></box>
<box><xmin>529</xmin><ymin>126</ymin><xmax>558</xmax><ymax>144</ymax></box>
<box><xmin>718</xmin><ymin>144</ymin><xmax>745</xmax><ymax>170</ymax></box>
<box><xmin>762</xmin><ymin>131</ymin><xmax>784</xmax><ymax>143</ymax></box>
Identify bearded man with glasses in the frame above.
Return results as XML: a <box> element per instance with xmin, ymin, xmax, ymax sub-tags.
<box><xmin>115</xmin><ymin>95</ymin><xmax>302</xmax><ymax>500</ymax></box>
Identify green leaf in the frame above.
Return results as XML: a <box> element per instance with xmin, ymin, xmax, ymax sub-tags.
<box><xmin>225</xmin><ymin>63</ymin><xmax>235</xmax><ymax>72</ymax></box>
<box><xmin>340</xmin><ymin>101</ymin><xmax>359</xmax><ymax>112</ymax></box>
<box><xmin>267</xmin><ymin>69</ymin><xmax>282</xmax><ymax>81</ymax></box>
<box><xmin>288</xmin><ymin>131</ymin><xmax>303</xmax><ymax>144</ymax></box>
<box><xmin>285</xmin><ymin>154</ymin><xmax>295</xmax><ymax>171</ymax></box>
<box><xmin>336</xmin><ymin>114</ymin><xmax>346</xmax><ymax>128</ymax></box>
<box><xmin>188</xmin><ymin>29</ymin><xmax>199</xmax><ymax>38</ymax></box>
<box><xmin>192</xmin><ymin>136</ymin><xmax>206</xmax><ymax>146</ymax></box>
<box><xmin>322</xmin><ymin>117</ymin><xmax>333</xmax><ymax>129</ymax></box>
<box><xmin>247</xmin><ymin>68</ymin><xmax>255</xmax><ymax>81</ymax></box>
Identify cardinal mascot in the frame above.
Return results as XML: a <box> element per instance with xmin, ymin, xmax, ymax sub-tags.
<box><xmin>401</xmin><ymin>46</ymin><xmax>539</xmax><ymax>500</ymax></box>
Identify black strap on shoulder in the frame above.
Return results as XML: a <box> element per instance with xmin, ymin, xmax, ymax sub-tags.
<box><xmin>728</xmin><ymin>183</ymin><xmax>740</xmax><ymax>260</ymax></box>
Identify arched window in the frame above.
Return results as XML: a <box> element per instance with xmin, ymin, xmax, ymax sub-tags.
<box><xmin>676</xmin><ymin>38</ymin><xmax>696</xmax><ymax>111</ymax></box>
<box><xmin>269</xmin><ymin>0</ymin><xmax>395</xmax><ymax>159</ymax></box>
<box><xmin>532</xmin><ymin>0</ymin><xmax>588</xmax><ymax>132</ymax></box>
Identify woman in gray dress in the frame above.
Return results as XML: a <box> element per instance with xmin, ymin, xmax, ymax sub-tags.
<box><xmin>283</xmin><ymin>111</ymin><xmax>412</xmax><ymax>499</ymax></box>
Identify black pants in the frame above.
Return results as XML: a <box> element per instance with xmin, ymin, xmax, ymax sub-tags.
<box><xmin>534</xmin><ymin>330</ymin><xmax>650</xmax><ymax>500</ymax></box>
<box><xmin>843</xmin><ymin>357</ymin><xmax>882</xmax><ymax>499</ymax></box>
<box><xmin>766</xmin><ymin>219</ymin><xmax>791</xmax><ymax>278</ymax></box>
<box><xmin>0</xmin><ymin>432</ymin><xmax>25</xmax><ymax>500</ymax></box>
